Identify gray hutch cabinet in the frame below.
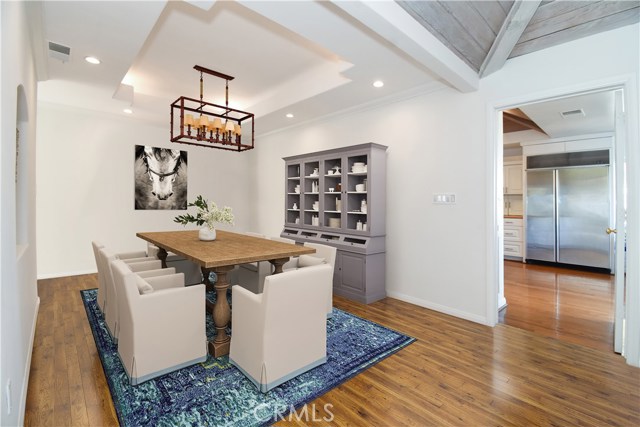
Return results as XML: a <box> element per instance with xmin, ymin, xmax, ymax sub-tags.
<box><xmin>281</xmin><ymin>143</ymin><xmax>387</xmax><ymax>303</ymax></box>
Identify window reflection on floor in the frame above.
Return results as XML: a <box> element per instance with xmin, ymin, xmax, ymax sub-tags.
<box><xmin>500</xmin><ymin>260</ymin><xmax>614</xmax><ymax>352</ymax></box>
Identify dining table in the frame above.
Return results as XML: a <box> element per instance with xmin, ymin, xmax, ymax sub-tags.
<box><xmin>136</xmin><ymin>229</ymin><xmax>315</xmax><ymax>357</ymax></box>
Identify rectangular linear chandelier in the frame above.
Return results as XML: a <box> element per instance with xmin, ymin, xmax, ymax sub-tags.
<box><xmin>170</xmin><ymin>65</ymin><xmax>254</xmax><ymax>151</ymax></box>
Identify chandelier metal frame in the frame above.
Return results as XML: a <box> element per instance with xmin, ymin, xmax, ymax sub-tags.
<box><xmin>170</xmin><ymin>65</ymin><xmax>254</xmax><ymax>152</ymax></box>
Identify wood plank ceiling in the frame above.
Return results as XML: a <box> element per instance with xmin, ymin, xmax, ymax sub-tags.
<box><xmin>397</xmin><ymin>0</ymin><xmax>640</xmax><ymax>76</ymax></box>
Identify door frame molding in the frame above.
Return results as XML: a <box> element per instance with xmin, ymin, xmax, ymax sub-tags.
<box><xmin>485</xmin><ymin>74</ymin><xmax>640</xmax><ymax>367</ymax></box>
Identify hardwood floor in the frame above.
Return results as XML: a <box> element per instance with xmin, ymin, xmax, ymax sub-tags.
<box><xmin>25</xmin><ymin>274</ymin><xmax>639</xmax><ymax>426</ymax></box>
<box><xmin>501</xmin><ymin>260</ymin><xmax>615</xmax><ymax>352</ymax></box>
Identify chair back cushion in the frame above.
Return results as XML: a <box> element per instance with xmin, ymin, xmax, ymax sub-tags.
<box><xmin>297</xmin><ymin>254</ymin><xmax>326</xmax><ymax>268</ymax></box>
<box><xmin>262</xmin><ymin>265</ymin><xmax>331</xmax><ymax>336</ymax></box>
<box><xmin>303</xmin><ymin>243</ymin><xmax>337</xmax><ymax>271</ymax></box>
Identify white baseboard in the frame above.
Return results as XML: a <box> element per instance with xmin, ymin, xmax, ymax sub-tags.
<box><xmin>386</xmin><ymin>291</ymin><xmax>488</xmax><ymax>325</ymax></box>
<box><xmin>18</xmin><ymin>296</ymin><xmax>40</xmax><ymax>426</ymax></box>
<box><xmin>37</xmin><ymin>269</ymin><xmax>96</xmax><ymax>280</ymax></box>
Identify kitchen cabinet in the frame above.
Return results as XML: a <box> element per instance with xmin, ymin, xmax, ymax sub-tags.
<box><xmin>504</xmin><ymin>162</ymin><xmax>523</xmax><ymax>194</ymax></box>
<box><xmin>504</xmin><ymin>218</ymin><xmax>523</xmax><ymax>259</ymax></box>
<box><xmin>282</xmin><ymin>143</ymin><xmax>387</xmax><ymax>303</ymax></box>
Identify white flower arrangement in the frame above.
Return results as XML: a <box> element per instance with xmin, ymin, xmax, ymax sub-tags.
<box><xmin>174</xmin><ymin>195</ymin><xmax>234</xmax><ymax>231</ymax></box>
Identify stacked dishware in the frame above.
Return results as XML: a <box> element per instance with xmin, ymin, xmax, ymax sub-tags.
<box><xmin>351</xmin><ymin>162</ymin><xmax>367</xmax><ymax>173</ymax></box>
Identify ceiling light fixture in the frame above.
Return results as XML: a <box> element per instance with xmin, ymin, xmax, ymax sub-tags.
<box><xmin>85</xmin><ymin>56</ymin><xmax>101</xmax><ymax>65</ymax></box>
<box><xmin>373</xmin><ymin>80</ymin><xmax>384</xmax><ymax>88</ymax></box>
<box><xmin>123</xmin><ymin>108</ymin><xmax>133</xmax><ymax>114</ymax></box>
<box><xmin>286</xmin><ymin>113</ymin><xmax>294</xmax><ymax>118</ymax></box>
<box><xmin>170</xmin><ymin>65</ymin><xmax>254</xmax><ymax>152</ymax></box>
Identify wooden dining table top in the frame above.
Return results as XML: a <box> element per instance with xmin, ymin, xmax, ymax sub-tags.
<box><xmin>136</xmin><ymin>230</ymin><xmax>314</xmax><ymax>268</ymax></box>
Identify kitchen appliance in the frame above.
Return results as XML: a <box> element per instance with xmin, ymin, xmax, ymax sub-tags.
<box><xmin>526</xmin><ymin>150</ymin><xmax>611</xmax><ymax>270</ymax></box>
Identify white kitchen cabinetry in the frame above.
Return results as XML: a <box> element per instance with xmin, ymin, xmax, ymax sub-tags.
<box><xmin>504</xmin><ymin>218</ymin><xmax>523</xmax><ymax>259</ymax></box>
<box><xmin>504</xmin><ymin>163</ymin><xmax>523</xmax><ymax>194</ymax></box>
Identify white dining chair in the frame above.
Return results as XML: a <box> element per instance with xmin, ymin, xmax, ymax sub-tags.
<box><xmin>146</xmin><ymin>243</ymin><xmax>203</xmax><ymax>285</ymax></box>
<box><xmin>92</xmin><ymin>240</ymin><xmax>167</xmax><ymax>314</ymax></box>
<box><xmin>97</xmin><ymin>246</ymin><xmax>176</xmax><ymax>343</ymax></box>
<box><xmin>110</xmin><ymin>259</ymin><xmax>207</xmax><ymax>385</ymax></box>
<box><xmin>236</xmin><ymin>232</ymin><xmax>271</xmax><ymax>293</ymax></box>
<box><xmin>280</xmin><ymin>242</ymin><xmax>336</xmax><ymax>318</ymax></box>
<box><xmin>230</xmin><ymin>264</ymin><xmax>332</xmax><ymax>392</ymax></box>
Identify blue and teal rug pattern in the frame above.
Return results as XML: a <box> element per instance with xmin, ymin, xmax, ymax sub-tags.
<box><xmin>81</xmin><ymin>288</ymin><xmax>415</xmax><ymax>426</ymax></box>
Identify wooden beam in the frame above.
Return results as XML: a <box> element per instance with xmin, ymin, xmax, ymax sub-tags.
<box><xmin>479</xmin><ymin>0</ymin><xmax>541</xmax><ymax>78</ymax></box>
<box><xmin>503</xmin><ymin>110</ymin><xmax>547</xmax><ymax>134</ymax></box>
<box><xmin>331</xmin><ymin>0</ymin><xmax>479</xmax><ymax>92</ymax></box>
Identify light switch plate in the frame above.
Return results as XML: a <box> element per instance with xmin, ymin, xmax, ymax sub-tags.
<box><xmin>433</xmin><ymin>193</ymin><xmax>456</xmax><ymax>204</ymax></box>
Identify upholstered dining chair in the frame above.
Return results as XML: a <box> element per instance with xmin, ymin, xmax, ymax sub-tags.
<box><xmin>92</xmin><ymin>241</ymin><xmax>166</xmax><ymax>313</ymax></box>
<box><xmin>236</xmin><ymin>232</ymin><xmax>271</xmax><ymax>294</ymax></box>
<box><xmin>281</xmin><ymin>242</ymin><xmax>337</xmax><ymax>318</ymax></box>
<box><xmin>110</xmin><ymin>259</ymin><xmax>207</xmax><ymax>385</ymax></box>
<box><xmin>97</xmin><ymin>246</ymin><xmax>176</xmax><ymax>343</ymax></box>
<box><xmin>230</xmin><ymin>264</ymin><xmax>332</xmax><ymax>392</ymax></box>
<box><xmin>146</xmin><ymin>243</ymin><xmax>203</xmax><ymax>285</ymax></box>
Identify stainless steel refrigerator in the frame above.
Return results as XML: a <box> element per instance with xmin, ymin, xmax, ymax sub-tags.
<box><xmin>526</xmin><ymin>152</ymin><xmax>611</xmax><ymax>270</ymax></box>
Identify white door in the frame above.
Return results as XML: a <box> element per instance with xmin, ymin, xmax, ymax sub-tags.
<box><xmin>613</xmin><ymin>89</ymin><xmax>627</xmax><ymax>354</ymax></box>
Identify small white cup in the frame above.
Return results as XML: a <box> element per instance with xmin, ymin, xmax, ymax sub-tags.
<box><xmin>355</xmin><ymin>184</ymin><xmax>365</xmax><ymax>192</ymax></box>
<box><xmin>329</xmin><ymin>188</ymin><xmax>335</xmax><ymax>192</ymax></box>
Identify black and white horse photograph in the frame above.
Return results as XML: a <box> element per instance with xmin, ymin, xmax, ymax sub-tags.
<box><xmin>134</xmin><ymin>145</ymin><xmax>188</xmax><ymax>210</ymax></box>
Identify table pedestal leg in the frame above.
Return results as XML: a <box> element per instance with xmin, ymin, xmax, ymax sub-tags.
<box><xmin>207</xmin><ymin>265</ymin><xmax>234</xmax><ymax>357</ymax></box>
<box><xmin>269</xmin><ymin>257</ymin><xmax>290</xmax><ymax>275</ymax></box>
<box><xmin>156</xmin><ymin>247</ymin><xmax>168</xmax><ymax>269</ymax></box>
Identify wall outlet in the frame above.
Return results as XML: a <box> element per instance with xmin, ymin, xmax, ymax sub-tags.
<box><xmin>5</xmin><ymin>379</ymin><xmax>11</xmax><ymax>415</ymax></box>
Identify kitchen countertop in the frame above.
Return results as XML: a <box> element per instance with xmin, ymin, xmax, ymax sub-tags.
<box><xmin>505</xmin><ymin>215</ymin><xmax>523</xmax><ymax>219</ymax></box>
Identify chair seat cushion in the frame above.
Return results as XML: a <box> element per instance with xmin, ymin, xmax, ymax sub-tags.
<box><xmin>135</xmin><ymin>276</ymin><xmax>154</xmax><ymax>294</ymax></box>
<box><xmin>297</xmin><ymin>255</ymin><xmax>326</xmax><ymax>268</ymax></box>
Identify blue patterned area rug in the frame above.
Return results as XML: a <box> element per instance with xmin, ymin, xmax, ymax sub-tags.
<box><xmin>81</xmin><ymin>288</ymin><xmax>415</xmax><ymax>426</ymax></box>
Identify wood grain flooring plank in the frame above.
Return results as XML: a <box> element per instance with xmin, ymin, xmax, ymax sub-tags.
<box><xmin>25</xmin><ymin>272</ymin><xmax>640</xmax><ymax>427</ymax></box>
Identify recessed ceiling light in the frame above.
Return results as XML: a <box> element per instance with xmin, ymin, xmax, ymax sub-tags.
<box><xmin>123</xmin><ymin>108</ymin><xmax>133</xmax><ymax>114</ymax></box>
<box><xmin>286</xmin><ymin>113</ymin><xmax>294</xmax><ymax>118</ymax></box>
<box><xmin>85</xmin><ymin>56</ymin><xmax>101</xmax><ymax>65</ymax></box>
<box><xmin>373</xmin><ymin>80</ymin><xmax>384</xmax><ymax>88</ymax></box>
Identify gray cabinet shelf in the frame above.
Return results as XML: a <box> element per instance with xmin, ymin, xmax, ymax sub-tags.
<box><xmin>282</xmin><ymin>142</ymin><xmax>387</xmax><ymax>304</ymax></box>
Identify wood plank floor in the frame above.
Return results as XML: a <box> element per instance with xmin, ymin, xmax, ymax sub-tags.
<box><xmin>501</xmin><ymin>260</ymin><xmax>615</xmax><ymax>352</ymax></box>
<box><xmin>25</xmin><ymin>274</ymin><xmax>639</xmax><ymax>426</ymax></box>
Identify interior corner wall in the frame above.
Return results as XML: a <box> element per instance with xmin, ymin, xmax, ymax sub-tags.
<box><xmin>1</xmin><ymin>2</ymin><xmax>40</xmax><ymax>426</ymax></box>
<box><xmin>251</xmin><ymin>23</ymin><xmax>640</xmax><ymax>324</ymax></box>
<box><xmin>35</xmin><ymin>104</ymin><xmax>253</xmax><ymax>277</ymax></box>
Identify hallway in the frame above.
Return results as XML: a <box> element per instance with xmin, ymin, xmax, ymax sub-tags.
<box><xmin>500</xmin><ymin>261</ymin><xmax>615</xmax><ymax>352</ymax></box>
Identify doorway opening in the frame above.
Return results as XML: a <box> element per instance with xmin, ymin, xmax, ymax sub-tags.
<box><xmin>488</xmin><ymin>82</ymin><xmax>635</xmax><ymax>361</ymax></box>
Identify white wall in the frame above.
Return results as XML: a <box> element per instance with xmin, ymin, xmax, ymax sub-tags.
<box><xmin>36</xmin><ymin>103</ymin><xmax>254</xmax><ymax>277</ymax></box>
<box><xmin>252</xmin><ymin>24</ymin><xmax>640</xmax><ymax>324</ymax></box>
<box><xmin>1</xmin><ymin>2</ymin><xmax>40</xmax><ymax>425</ymax></box>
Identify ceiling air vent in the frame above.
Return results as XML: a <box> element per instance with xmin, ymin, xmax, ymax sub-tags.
<box><xmin>48</xmin><ymin>41</ymin><xmax>71</xmax><ymax>63</ymax></box>
<box><xmin>560</xmin><ymin>109</ymin><xmax>585</xmax><ymax>119</ymax></box>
